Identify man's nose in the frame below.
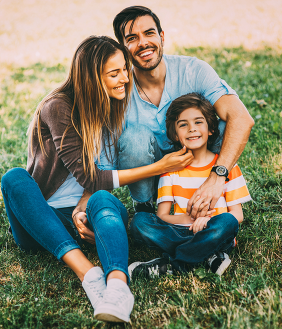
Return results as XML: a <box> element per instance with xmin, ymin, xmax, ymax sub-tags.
<box><xmin>138</xmin><ymin>34</ymin><xmax>148</xmax><ymax>48</ymax></box>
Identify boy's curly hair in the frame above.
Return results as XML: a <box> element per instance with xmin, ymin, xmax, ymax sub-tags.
<box><xmin>166</xmin><ymin>93</ymin><xmax>220</xmax><ymax>150</ymax></box>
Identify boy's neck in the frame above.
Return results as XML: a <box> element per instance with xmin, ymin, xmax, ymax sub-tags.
<box><xmin>190</xmin><ymin>147</ymin><xmax>215</xmax><ymax>167</ymax></box>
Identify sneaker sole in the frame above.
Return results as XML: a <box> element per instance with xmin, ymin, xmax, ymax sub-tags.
<box><xmin>94</xmin><ymin>305</ymin><xmax>131</xmax><ymax>323</ymax></box>
<box><xmin>215</xmin><ymin>257</ymin><xmax>231</xmax><ymax>276</ymax></box>
<box><xmin>94</xmin><ymin>312</ymin><xmax>128</xmax><ymax>323</ymax></box>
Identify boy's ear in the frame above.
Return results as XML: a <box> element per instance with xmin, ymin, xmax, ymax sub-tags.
<box><xmin>208</xmin><ymin>130</ymin><xmax>213</xmax><ymax>136</ymax></box>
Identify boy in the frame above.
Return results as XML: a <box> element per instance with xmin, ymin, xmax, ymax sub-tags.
<box><xmin>129</xmin><ymin>93</ymin><xmax>252</xmax><ymax>278</ymax></box>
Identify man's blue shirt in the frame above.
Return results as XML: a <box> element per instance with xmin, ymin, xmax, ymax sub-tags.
<box><xmin>126</xmin><ymin>54</ymin><xmax>237</xmax><ymax>152</ymax></box>
<box><xmin>97</xmin><ymin>54</ymin><xmax>237</xmax><ymax>170</ymax></box>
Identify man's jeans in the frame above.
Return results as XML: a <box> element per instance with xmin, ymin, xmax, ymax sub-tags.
<box><xmin>117</xmin><ymin>120</ymin><xmax>226</xmax><ymax>203</ymax></box>
<box><xmin>1</xmin><ymin>168</ymin><xmax>130</xmax><ymax>281</ymax></box>
<box><xmin>130</xmin><ymin>212</ymin><xmax>239</xmax><ymax>272</ymax></box>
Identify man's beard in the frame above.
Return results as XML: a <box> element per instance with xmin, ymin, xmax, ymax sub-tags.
<box><xmin>132</xmin><ymin>42</ymin><xmax>164</xmax><ymax>72</ymax></box>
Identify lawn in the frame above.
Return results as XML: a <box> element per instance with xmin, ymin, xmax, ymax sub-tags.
<box><xmin>0</xmin><ymin>47</ymin><xmax>281</xmax><ymax>328</ymax></box>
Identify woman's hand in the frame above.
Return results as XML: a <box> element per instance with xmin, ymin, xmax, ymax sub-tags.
<box><xmin>160</xmin><ymin>147</ymin><xmax>194</xmax><ymax>173</ymax></box>
<box><xmin>72</xmin><ymin>211</ymin><xmax>96</xmax><ymax>244</ymax></box>
<box><xmin>189</xmin><ymin>216</ymin><xmax>211</xmax><ymax>234</ymax></box>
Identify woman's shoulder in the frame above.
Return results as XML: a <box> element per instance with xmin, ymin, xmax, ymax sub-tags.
<box><xmin>40</xmin><ymin>96</ymin><xmax>73</xmax><ymax>123</ymax></box>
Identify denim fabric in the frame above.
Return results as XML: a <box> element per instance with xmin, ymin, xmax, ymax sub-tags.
<box><xmin>1</xmin><ymin>169</ymin><xmax>130</xmax><ymax>280</ymax></box>
<box><xmin>117</xmin><ymin>121</ymin><xmax>225</xmax><ymax>202</ymax></box>
<box><xmin>1</xmin><ymin>168</ymin><xmax>80</xmax><ymax>259</ymax></box>
<box><xmin>117</xmin><ymin>124</ymin><xmax>163</xmax><ymax>202</ymax></box>
<box><xmin>130</xmin><ymin>212</ymin><xmax>239</xmax><ymax>272</ymax></box>
<box><xmin>86</xmin><ymin>190</ymin><xmax>129</xmax><ymax>282</ymax></box>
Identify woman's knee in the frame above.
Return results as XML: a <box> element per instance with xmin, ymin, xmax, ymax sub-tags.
<box><xmin>1</xmin><ymin>168</ymin><xmax>30</xmax><ymax>192</ymax></box>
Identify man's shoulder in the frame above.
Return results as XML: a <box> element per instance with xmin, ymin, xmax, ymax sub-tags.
<box><xmin>164</xmin><ymin>53</ymin><xmax>206</xmax><ymax>70</ymax></box>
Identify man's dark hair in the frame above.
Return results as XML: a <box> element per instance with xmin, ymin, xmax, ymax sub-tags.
<box><xmin>166</xmin><ymin>93</ymin><xmax>220</xmax><ymax>151</ymax></box>
<box><xmin>113</xmin><ymin>6</ymin><xmax>162</xmax><ymax>44</ymax></box>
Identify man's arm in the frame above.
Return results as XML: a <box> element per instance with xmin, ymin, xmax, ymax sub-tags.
<box><xmin>187</xmin><ymin>95</ymin><xmax>254</xmax><ymax>218</ymax></box>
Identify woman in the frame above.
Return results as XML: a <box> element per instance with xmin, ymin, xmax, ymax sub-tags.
<box><xmin>1</xmin><ymin>36</ymin><xmax>192</xmax><ymax>323</ymax></box>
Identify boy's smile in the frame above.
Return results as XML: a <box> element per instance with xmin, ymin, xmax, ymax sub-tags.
<box><xmin>175</xmin><ymin>107</ymin><xmax>212</xmax><ymax>150</ymax></box>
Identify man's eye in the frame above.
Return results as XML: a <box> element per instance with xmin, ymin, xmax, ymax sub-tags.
<box><xmin>127</xmin><ymin>37</ymin><xmax>135</xmax><ymax>42</ymax></box>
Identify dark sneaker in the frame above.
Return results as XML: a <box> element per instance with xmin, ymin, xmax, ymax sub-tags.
<box><xmin>134</xmin><ymin>201</ymin><xmax>155</xmax><ymax>213</ymax></box>
<box><xmin>207</xmin><ymin>252</ymin><xmax>231</xmax><ymax>276</ymax></box>
<box><xmin>128</xmin><ymin>258</ymin><xmax>173</xmax><ymax>280</ymax></box>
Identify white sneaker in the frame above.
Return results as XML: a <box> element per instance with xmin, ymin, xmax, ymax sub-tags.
<box><xmin>82</xmin><ymin>267</ymin><xmax>106</xmax><ymax>310</ymax></box>
<box><xmin>94</xmin><ymin>278</ymin><xmax>134</xmax><ymax>323</ymax></box>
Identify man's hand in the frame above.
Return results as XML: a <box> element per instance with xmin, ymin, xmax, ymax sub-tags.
<box><xmin>189</xmin><ymin>216</ymin><xmax>210</xmax><ymax>234</ymax></box>
<box><xmin>72</xmin><ymin>211</ymin><xmax>96</xmax><ymax>244</ymax></box>
<box><xmin>161</xmin><ymin>147</ymin><xmax>194</xmax><ymax>173</ymax></box>
<box><xmin>187</xmin><ymin>172</ymin><xmax>226</xmax><ymax>219</ymax></box>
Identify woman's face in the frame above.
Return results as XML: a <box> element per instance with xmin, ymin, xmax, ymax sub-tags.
<box><xmin>102</xmin><ymin>50</ymin><xmax>129</xmax><ymax>100</ymax></box>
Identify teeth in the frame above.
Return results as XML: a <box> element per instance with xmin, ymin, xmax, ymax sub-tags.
<box><xmin>140</xmin><ymin>51</ymin><xmax>153</xmax><ymax>57</ymax></box>
<box><xmin>188</xmin><ymin>137</ymin><xmax>200</xmax><ymax>140</ymax></box>
<box><xmin>114</xmin><ymin>86</ymin><xmax>124</xmax><ymax>91</ymax></box>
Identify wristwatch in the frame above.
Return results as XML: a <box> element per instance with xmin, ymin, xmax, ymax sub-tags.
<box><xmin>211</xmin><ymin>165</ymin><xmax>229</xmax><ymax>181</ymax></box>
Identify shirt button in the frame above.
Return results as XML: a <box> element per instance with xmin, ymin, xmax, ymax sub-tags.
<box><xmin>77</xmin><ymin>158</ymin><xmax>82</xmax><ymax>164</ymax></box>
<box><xmin>162</xmin><ymin>130</ymin><xmax>165</xmax><ymax>133</ymax></box>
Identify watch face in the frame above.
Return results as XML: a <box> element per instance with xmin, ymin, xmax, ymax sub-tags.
<box><xmin>216</xmin><ymin>166</ymin><xmax>227</xmax><ymax>176</ymax></box>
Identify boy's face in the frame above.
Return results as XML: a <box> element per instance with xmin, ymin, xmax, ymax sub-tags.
<box><xmin>175</xmin><ymin>107</ymin><xmax>212</xmax><ymax>151</ymax></box>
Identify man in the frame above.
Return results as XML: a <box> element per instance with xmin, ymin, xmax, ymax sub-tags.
<box><xmin>113</xmin><ymin>6</ymin><xmax>254</xmax><ymax>218</ymax></box>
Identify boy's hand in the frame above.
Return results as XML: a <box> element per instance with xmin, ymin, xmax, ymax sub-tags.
<box><xmin>189</xmin><ymin>216</ymin><xmax>211</xmax><ymax>234</ymax></box>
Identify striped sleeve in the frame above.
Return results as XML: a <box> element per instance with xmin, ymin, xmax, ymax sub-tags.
<box><xmin>157</xmin><ymin>173</ymin><xmax>174</xmax><ymax>205</ymax></box>
<box><xmin>225</xmin><ymin>164</ymin><xmax>252</xmax><ymax>206</ymax></box>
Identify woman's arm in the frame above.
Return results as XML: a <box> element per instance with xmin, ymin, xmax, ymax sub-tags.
<box><xmin>72</xmin><ymin>190</ymin><xmax>95</xmax><ymax>244</ymax></box>
<box><xmin>118</xmin><ymin>148</ymin><xmax>194</xmax><ymax>186</ymax></box>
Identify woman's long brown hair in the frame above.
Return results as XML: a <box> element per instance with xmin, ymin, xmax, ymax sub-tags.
<box><xmin>29</xmin><ymin>36</ymin><xmax>132</xmax><ymax>180</ymax></box>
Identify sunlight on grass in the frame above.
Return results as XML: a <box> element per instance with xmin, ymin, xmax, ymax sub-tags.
<box><xmin>0</xmin><ymin>48</ymin><xmax>281</xmax><ymax>328</ymax></box>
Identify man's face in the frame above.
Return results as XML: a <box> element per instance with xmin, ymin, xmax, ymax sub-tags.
<box><xmin>123</xmin><ymin>15</ymin><xmax>164</xmax><ymax>71</ymax></box>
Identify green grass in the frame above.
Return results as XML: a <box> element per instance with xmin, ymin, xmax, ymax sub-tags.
<box><xmin>0</xmin><ymin>47</ymin><xmax>281</xmax><ymax>328</ymax></box>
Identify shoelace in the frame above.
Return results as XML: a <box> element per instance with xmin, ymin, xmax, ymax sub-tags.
<box><xmin>88</xmin><ymin>275</ymin><xmax>105</xmax><ymax>298</ymax></box>
<box><xmin>103</xmin><ymin>287</ymin><xmax>128</xmax><ymax>305</ymax></box>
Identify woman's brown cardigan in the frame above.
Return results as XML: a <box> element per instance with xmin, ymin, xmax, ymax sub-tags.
<box><xmin>27</xmin><ymin>98</ymin><xmax>113</xmax><ymax>200</ymax></box>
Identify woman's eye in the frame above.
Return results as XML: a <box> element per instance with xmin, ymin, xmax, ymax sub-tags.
<box><xmin>195</xmin><ymin>121</ymin><xmax>203</xmax><ymax>124</ymax></box>
<box><xmin>111</xmin><ymin>74</ymin><xmax>118</xmax><ymax>78</ymax></box>
<box><xmin>179</xmin><ymin>123</ymin><xmax>187</xmax><ymax>128</ymax></box>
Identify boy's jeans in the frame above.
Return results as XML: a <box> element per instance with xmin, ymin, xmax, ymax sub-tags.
<box><xmin>1</xmin><ymin>168</ymin><xmax>130</xmax><ymax>281</ymax></box>
<box><xmin>130</xmin><ymin>212</ymin><xmax>239</xmax><ymax>272</ymax></box>
<box><xmin>118</xmin><ymin>120</ymin><xmax>226</xmax><ymax>202</ymax></box>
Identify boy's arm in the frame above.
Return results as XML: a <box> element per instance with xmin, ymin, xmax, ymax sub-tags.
<box><xmin>227</xmin><ymin>203</ymin><xmax>244</xmax><ymax>224</ymax></box>
<box><xmin>157</xmin><ymin>201</ymin><xmax>193</xmax><ymax>225</ymax></box>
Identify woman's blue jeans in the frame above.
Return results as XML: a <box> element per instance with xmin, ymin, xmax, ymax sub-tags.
<box><xmin>130</xmin><ymin>212</ymin><xmax>239</xmax><ymax>272</ymax></box>
<box><xmin>1</xmin><ymin>168</ymin><xmax>129</xmax><ymax>281</ymax></box>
